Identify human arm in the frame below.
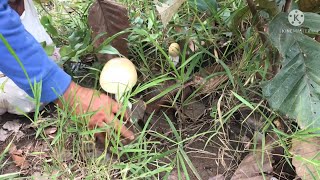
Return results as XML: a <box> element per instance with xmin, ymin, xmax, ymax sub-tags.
<box><xmin>0</xmin><ymin>0</ymin><xmax>134</xmax><ymax>140</ymax></box>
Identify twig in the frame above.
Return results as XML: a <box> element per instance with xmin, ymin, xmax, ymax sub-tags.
<box><xmin>284</xmin><ymin>0</ymin><xmax>292</xmax><ymax>13</ymax></box>
<box><xmin>316</xmin><ymin>35</ymin><xmax>320</xmax><ymax>43</ymax></box>
<box><xmin>246</xmin><ymin>0</ymin><xmax>267</xmax><ymax>44</ymax></box>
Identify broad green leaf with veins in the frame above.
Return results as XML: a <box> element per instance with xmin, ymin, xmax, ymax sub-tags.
<box><xmin>263</xmin><ymin>12</ymin><xmax>320</xmax><ymax>131</ymax></box>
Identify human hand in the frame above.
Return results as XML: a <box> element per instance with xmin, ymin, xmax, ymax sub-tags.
<box><xmin>55</xmin><ymin>81</ymin><xmax>134</xmax><ymax>142</ymax></box>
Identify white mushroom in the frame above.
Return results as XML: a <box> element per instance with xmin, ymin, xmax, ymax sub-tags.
<box><xmin>168</xmin><ymin>42</ymin><xmax>180</xmax><ymax>67</ymax></box>
<box><xmin>99</xmin><ymin>57</ymin><xmax>137</xmax><ymax>109</ymax></box>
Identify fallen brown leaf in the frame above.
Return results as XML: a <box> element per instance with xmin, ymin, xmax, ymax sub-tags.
<box><xmin>0</xmin><ymin>128</ymin><xmax>10</xmax><ymax>142</ymax></box>
<box><xmin>208</xmin><ymin>174</ymin><xmax>225</xmax><ymax>180</ymax></box>
<box><xmin>168</xmin><ymin>168</ymin><xmax>186</xmax><ymax>180</ymax></box>
<box><xmin>130</xmin><ymin>99</ymin><xmax>146</xmax><ymax>121</ymax></box>
<box><xmin>290</xmin><ymin>137</ymin><xmax>320</xmax><ymax>179</ymax></box>
<box><xmin>231</xmin><ymin>135</ymin><xmax>275</xmax><ymax>180</ymax></box>
<box><xmin>88</xmin><ymin>0</ymin><xmax>130</xmax><ymax>62</ymax></box>
<box><xmin>182</xmin><ymin>101</ymin><xmax>206</xmax><ymax>121</ymax></box>
<box><xmin>9</xmin><ymin>144</ymin><xmax>30</xmax><ymax>169</ymax></box>
<box><xmin>192</xmin><ymin>64</ymin><xmax>228</xmax><ymax>94</ymax></box>
<box><xmin>3</xmin><ymin>120</ymin><xmax>22</xmax><ymax>132</ymax></box>
<box><xmin>154</xmin><ymin>0</ymin><xmax>186</xmax><ymax>28</ymax></box>
<box><xmin>44</xmin><ymin>126</ymin><xmax>57</xmax><ymax>135</ymax></box>
<box><xmin>188</xmin><ymin>39</ymin><xmax>205</xmax><ymax>52</ymax></box>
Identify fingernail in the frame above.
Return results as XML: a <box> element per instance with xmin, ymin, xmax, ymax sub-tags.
<box><xmin>129</xmin><ymin>135</ymin><xmax>134</xmax><ymax>140</ymax></box>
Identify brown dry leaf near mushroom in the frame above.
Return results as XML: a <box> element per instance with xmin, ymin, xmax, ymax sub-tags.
<box><xmin>0</xmin><ymin>120</ymin><xmax>25</xmax><ymax>142</ymax></box>
<box><xmin>290</xmin><ymin>137</ymin><xmax>320</xmax><ymax>179</ymax></box>
<box><xmin>181</xmin><ymin>101</ymin><xmax>206</xmax><ymax>121</ymax></box>
<box><xmin>88</xmin><ymin>0</ymin><xmax>130</xmax><ymax>61</ymax></box>
<box><xmin>154</xmin><ymin>0</ymin><xmax>186</xmax><ymax>28</ymax></box>
<box><xmin>191</xmin><ymin>64</ymin><xmax>229</xmax><ymax>94</ymax></box>
<box><xmin>44</xmin><ymin>126</ymin><xmax>58</xmax><ymax>139</ymax></box>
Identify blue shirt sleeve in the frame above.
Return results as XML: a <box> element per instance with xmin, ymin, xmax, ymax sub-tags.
<box><xmin>0</xmin><ymin>0</ymin><xmax>72</xmax><ymax>103</ymax></box>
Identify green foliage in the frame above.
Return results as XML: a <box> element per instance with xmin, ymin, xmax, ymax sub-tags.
<box><xmin>263</xmin><ymin>12</ymin><xmax>320</xmax><ymax>132</ymax></box>
<box><xmin>256</xmin><ymin>0</ymin><xmax>282</xmax><ymax>16</ymax></box>
<box><xmin>188</xmin><ymin>0</ymin><xmax>218</xmax><ymax>13</ymax></box>
<box><xmin>226</xmin><ymin>6</ymin><xmax>250</xmax><ymax>33</ymax></box>
<box><xmin>59</xmin><ymin>29</ymin><xmax>93</xmax><ymax>62</ymax></box>
<box><xmin>98</xmin><ymin>45</ymin><xmax>120</xmax><ymax>55</ymax></box>
<box><xmin>40</xmin><ymin>41</ymin><xmax>55</xmax><ymax>56</ymax></box>
<box><xmin>40</xmin><ymin>15</ymin><xmax>59</xmax><ymax>36</ymax></box>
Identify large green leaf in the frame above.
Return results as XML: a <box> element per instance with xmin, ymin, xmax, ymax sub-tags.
<box><xmin>226</xmin><ymin>6</ymin><xmax>250</xmax><ymax>32</ymax></box>
<box><xmin>263</xmin><ymin>13</ymin><xmax>320</xmax><ymax>131</ymax></box>
<box><xmin>188</xmin><ymin>0</ymin><xmax>217</xmax><ymax>13</ymax></box>
<box><xmin>256</xmin><ymin>0</ymin><xmax>284</xmax><ymax>16</ymax></box>
<box><xmin>40</xmin><ymin>16</ymin><xmax>58</xmax><ymax>37</ymax></box>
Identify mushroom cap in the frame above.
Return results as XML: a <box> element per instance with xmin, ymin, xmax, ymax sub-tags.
<box><xmin>100</xmin><ymin>58</ymin><xmax>137</xmax><ymax>94</ymax></box>
<box><xmin>168</xmin><ymin>43</ymin><xmax>180</xmax><ymax>57</ymax></box>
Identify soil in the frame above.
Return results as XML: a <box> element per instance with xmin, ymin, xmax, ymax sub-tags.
<box><xmin>0</xmin><ymin>100</ymin><xmax>296</xmax><ymax>179</ymax></box>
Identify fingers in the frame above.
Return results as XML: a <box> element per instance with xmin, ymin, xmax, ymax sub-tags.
<box><xmin>108</xmin><ymin>98</ymin><xmax>130</xmax><ymax>121</ymax></box>
<box><xmin>107</xmin><ymin>113</ymin><xmax>134</xmax><ymax>141</ymax></box>
<box><xmin>89</xmin><ymin>112</ymin><xmax>134</xmax><ymax>141</ymax></box>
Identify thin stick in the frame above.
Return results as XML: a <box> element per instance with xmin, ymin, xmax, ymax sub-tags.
<box><xmin>316</xmin><ymin>35</ymin><xmax>320</xmax><ymax>43</ymax></box>
<box><xmin>284</xmin><ymin>0</ymin><xmax>292</xmax><ymax>12</ymax></box>
<box><xmin>246</xmin><ymin>0</ymin><xmax>267</xmax><ymax>44</ymax></box>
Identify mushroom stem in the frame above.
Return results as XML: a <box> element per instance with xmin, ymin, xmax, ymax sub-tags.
<box><xmin>170</xmin><ymin>56</ymin><xmax>179</xmax><ymax>67</ymax></box>
<box><xmin>115</xmin><ymin>93</ymin><xmax>132</xmax><ymax>110</ymax></box>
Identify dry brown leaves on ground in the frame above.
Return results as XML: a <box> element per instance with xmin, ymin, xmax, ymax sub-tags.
<box><xmin>154</xmin><ymin>0</ymin><xmax>186</xmax><ymax>28</ymax></box>
<box><xmin>9</xmin><ymin>144</ymin><xmax>30</xmax><ymax>170</ymax></box>
<box><xmin>230</xmin><ymin>134</ymin><xmax>276</xmax><ymax>179</ymax></box>
<box><xmin>192</xmin><ymin>64</ymin><xmax>228</xmax><ymax>95</ymax></box>
<box><xmin>0</xmin><ymin>120</ymin><xmax>24</xmax><ymax>142</ymax></box>
<box><xmin>290</xmin><ymin>136</ymin><xmax>320</xmax><ymax>179</ymax></box>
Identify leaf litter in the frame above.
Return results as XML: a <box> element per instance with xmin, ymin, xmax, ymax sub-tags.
<box><xmin>154</xmin><ymin>0</ymin><xmax>186</xmax><ymax>28</ymax></box>
<box><xmin>9</xmin><ymin>144</ymin><xmax>30</xmax><ymax>170</ymax></box>
<box><xmin>0</xmin><ymin>119</ymin><xmax>25</xmax><ymax>142</ymax></box>
<box><xmin>290</xmin><ymin>137</ymin><xmax>320</xmax><ymax>179</ymax></box>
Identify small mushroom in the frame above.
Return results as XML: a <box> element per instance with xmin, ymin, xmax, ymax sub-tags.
<box><xmin>99</xmin><ymin>57</ymin><xmax>137</xmax><ymax>110</ymax></box>
<box><xmin>168</xmin><ymin>42</ymin><xmax>180</xmax><ymax>67</ymax></box>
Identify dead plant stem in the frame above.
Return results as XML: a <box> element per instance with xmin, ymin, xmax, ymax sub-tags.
<box><xmin>284</xmin><ymin>0</ymin><xmax>292</xmax><ymax>12</ymax></box>
<box><xmin>246</xmin><ymin>0</ymin><xmax>267</xmax><ymax>44</ymax></box>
